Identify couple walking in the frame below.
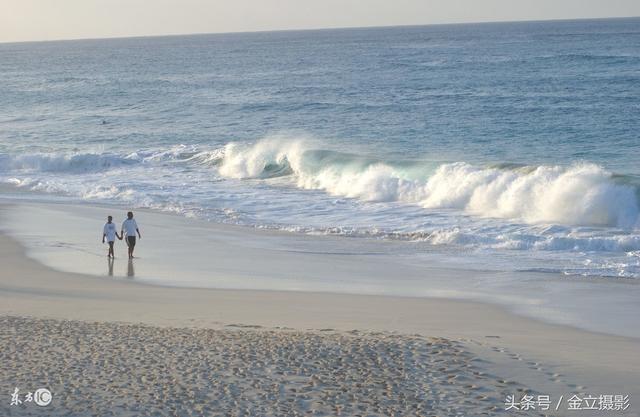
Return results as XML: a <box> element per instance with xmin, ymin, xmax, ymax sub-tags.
<box><xmin>102</xmin><ymin>211</ymin><xmax>142</xmax><ymax>259</ymax></box>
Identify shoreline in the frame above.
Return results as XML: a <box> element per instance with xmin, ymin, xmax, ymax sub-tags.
<box><xmin>3</xmin><ymin>17</ymin><xmax>639</xmax><ymax>415</ymax></box>
<box><xmin>2</xmin><ymin>199</ymin><xmax>640</xmax><ymax>339</ymax></box>
<box><xmin>1</xmin><ymin>218</ymin><xmax>639</xmax><ymax>414</ymax></box>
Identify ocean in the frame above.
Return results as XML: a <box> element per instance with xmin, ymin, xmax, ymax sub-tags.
<box><xmin>1</xmin><ymin>17</ymin><xmax>639</xmax><ymax>278</ymax></box>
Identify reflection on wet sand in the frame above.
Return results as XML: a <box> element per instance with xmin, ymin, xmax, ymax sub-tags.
<box><xmin>127</xmin><ymin>259</ymin><xmax>135</xmax><ymax>278</ymax></box>
<box><xmin>106</xmin><ymin>257</ymin><xmax>134</xmax><ymax>278</ymax></box>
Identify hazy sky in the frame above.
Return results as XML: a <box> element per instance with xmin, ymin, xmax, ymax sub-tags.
<box><xmin>1</xmin><ymin>0</ymin><xmax>639</xmax><ymax>43</ymax></box>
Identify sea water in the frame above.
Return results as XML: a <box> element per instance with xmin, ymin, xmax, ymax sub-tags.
<box><xmin>1</xmin><ymin>18</ymin><xmax>639</xmax><ymax>278</ymax></box>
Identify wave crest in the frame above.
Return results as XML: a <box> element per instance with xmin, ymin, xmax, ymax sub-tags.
<box><xmin>216</xmin><ymin>139</ymin><xmax>640</xmax><ymax>228</ymax></box>
<box><xmin>0</xmin><ymin>152</ymin><xmax>140</xmax><ymax>173</ymax></box>
<box><xmin>422</xmin><ymin>162</ymin><xmax>638</xmax><ymax>228</ymax></box>
<box><xmin>2</xmin><ymin>139</ymin><xmax>638</xmax><ymax>229</ymax></box>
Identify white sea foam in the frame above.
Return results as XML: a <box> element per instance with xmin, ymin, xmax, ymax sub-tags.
<box><xmin>2</xmin><ymin>140</ymin><xmax>638</xmax><ymax>231</ymax></box>
<box><xmin>213</xmin><ymin>139</ymin><xmax>640</xmax><ymax>229</ymax></box>
<box><xmin>218</xmin><ymin>139</ymin><xmax>304</xmax><ymax>179</ymax></box>
<box><xmin>2</xmin><ymin>139</ymin><xmax>640</xmax><ymax>279</ymax></box>
<box><xmin>0</xmin><ymin>152</ymin><xmax>140</xmax><ymax>173</ymax></box>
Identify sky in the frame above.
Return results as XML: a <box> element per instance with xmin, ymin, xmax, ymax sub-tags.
<box><xmin>1</xmin><ymin>0</ymin><xmax>639</xmax><ymax>43</ymax></box>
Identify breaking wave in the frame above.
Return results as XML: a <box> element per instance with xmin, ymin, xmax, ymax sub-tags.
<box><xmin>2</xmin><ymin>139</ymin><xmax>640</xmax><ymax>277</ymax></box>
<box><xmin>215</xmin><ymin>139</ymin><xmax>640</xmax><ymax>229</ymax></box>
<box><xmin>1</xmin><ymin>139</ymin><xmax>639</xmax><ymax>230</ymax></box>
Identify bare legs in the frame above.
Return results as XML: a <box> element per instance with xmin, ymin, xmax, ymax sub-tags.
<box><xmin>126</xmin><ymin>237</ymin><xmax>136</xmax><ymax>259</ymax></box>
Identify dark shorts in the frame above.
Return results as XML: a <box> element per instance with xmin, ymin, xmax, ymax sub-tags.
<box><xmin>127</xmin><ymin>236</ymin><xmax>136</xmax><ymax>247</ymax></box>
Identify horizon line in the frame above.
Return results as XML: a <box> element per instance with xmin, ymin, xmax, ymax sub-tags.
<box><xmin>1</xmin><ymin>15</ymin><xmax>638</xmax><ymax>45</ymax></box>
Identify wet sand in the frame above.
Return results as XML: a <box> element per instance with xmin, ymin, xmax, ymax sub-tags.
<box><xmin>0</xmin><ymin>204</ymin><xmax>638</xmax><ymax>416</ymax></box>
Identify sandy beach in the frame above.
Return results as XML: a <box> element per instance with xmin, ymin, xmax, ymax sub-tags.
<box><xmin>2</xmin><ymin>316</ymin><xmax>515</xmax><ymax>417</ymax></box>
<box><xmin>3</xmin><ymin>12</ymin><xmax>639</xmax><ymax>417</ymax></box>
<box><xmin>0</xmin><ymin>203</ymin><xmax>638</xmax><ymax>416</ymax></box>
<box><xmin>2</xmin><ymin>8</ymin><xmax>640</xmax><ymax>416</ymax></box>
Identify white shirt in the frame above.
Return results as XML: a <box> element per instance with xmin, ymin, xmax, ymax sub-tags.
<box><xmin>103</xmin><ymin>222</ymin><xmax>118</xmax><ymax>242</ymax></box>
<box><xmin>122</xmin><ymin>218</ymin><xmax>138</xmax><ymax>237</ymax></box>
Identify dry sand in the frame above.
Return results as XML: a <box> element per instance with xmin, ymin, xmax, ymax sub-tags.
<box><xmin>1</xmin><ymin>316</ymin><xmax>523</xmax><ymax>417</ymax></box>
<box><xmin>0</xmin><ymin>222</ymin><xmax>639</xmax><ymax>415</ymax></box>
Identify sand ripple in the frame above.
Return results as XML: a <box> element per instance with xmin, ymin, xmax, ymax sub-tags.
<box><xmin>0</xmin><ymin>316</ymin><xmax>520</xmax><ymax>416</ymax></box>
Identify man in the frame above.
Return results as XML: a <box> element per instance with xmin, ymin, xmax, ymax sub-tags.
<box><xmin>121</xmin><ymin>211</ymin><xmax>142</xmax><ymax>259</ymax></box>
<box><xmin>102</xmin><ymin>216</ymin><xmax>121</xmax><ymax>258</ymax></box>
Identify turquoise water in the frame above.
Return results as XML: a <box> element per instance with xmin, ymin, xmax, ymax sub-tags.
<box><xmin>1</xmin><ymin>18</ymin><xmax>639</xmax><ymax>277</ymax></box>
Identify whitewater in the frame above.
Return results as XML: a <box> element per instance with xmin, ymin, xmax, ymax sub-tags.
<box><xmin>1</xmin><ymin>138</ymin><xmax>639</xmax><ymax>278</ymax></box>
<box><xmin>1</xmin><ymin>18</ymin><xmax>639</xmax><ymax>278</ymax></box>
